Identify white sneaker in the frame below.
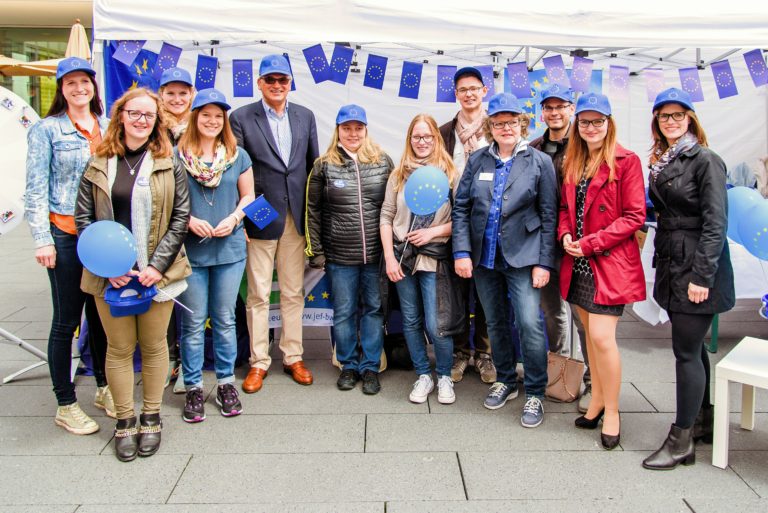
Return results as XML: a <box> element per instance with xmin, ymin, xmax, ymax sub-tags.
<box><xmin>173</xmin><ymin>367</ymin><xmax>186</xmax><ymax>394</ymax></box>
<box><xmin>437</xmin><ymin>375</ymin><xmax>456</xmax><ymax>404</ymax></box>
<box><xmin>94</xmin><ymin>385</ymin><xmax>116</xmax><ymax>418</ymax></box>
<box><xmin>409</xmin><ymin>374</ymin><xmax>434</xmax><ymax>404</ymax></box>
<box><xmin>55</xmin><ymin>403</ymin><xmax>99</xmax><ymax>435</ymax></box>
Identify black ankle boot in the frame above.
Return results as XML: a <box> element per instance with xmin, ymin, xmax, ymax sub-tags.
<box><xmin>114</xmin><ymin>417</ymin><xmax>138</xmax><ymax>462</ymax></box>
<box><xmin>693</xmin><ymin>406</ymin><xmax>714</xmax><ymax>444</ymax></box>
<box><xmin>642</xmin><ymin>424</ymin><xmax>695</xmax><ymax>470</ymax></box>
<box><xmin>138</xmin><ymin>413</ymin><xmax>162</xmax><ymax>457</ymax></box>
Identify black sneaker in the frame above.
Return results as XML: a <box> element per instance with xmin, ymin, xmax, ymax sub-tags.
<box><xmin>361</xmin><ymin>370</ymin><xmax>381</xmax><ymax>395</ymax></box>
<box><xmin>183</xmin><ymin>388</ymin><xmax>206</xmax><ymax>423</ymax></box>
<box><xmin>216</xmin><ymin>383</ymin><xmax>243</xmax><ymax>417</ymax></box>
<box><xmin>337</xmin><ymin>369</ymin><xmax>360</xmax><ymax>391</ymax></box>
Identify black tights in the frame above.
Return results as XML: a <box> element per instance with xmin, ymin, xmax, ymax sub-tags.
<box><xmin>669</xmin><ymin>311</ymin><xmax>714</xmax><ymax>429</ymax></box>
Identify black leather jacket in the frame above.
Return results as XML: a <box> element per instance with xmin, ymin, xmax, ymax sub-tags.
<box><xmin>649</xmin><ymin>144</ymin><xmax>735</xmax><ymax>314</ymax></box>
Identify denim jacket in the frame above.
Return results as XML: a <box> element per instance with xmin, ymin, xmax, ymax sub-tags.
<box><xmin>25</xmin><ymin>113</ymin><xmax>109</xmax><ymax>247</ymax></box>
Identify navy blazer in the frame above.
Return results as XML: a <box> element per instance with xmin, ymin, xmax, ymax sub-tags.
<box><xmin>230</xmin><ymin>100</ymin><xmax>319</xmax><ymax>240</ymax></box>
<box><xmin>452</xmin><ymin>144</ymin><xmax>557</xmax><ymax>269</ymax></box>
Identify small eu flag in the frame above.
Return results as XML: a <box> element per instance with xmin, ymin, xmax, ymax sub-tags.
<box><xmin>543</xmin><ymin>55</ymin><xmax>568</xmax><ymax>87</ymax></box>
<box><xmin>743</xmin><ymin>49</ymin><xmax>768</xmax><ymax>87</ymax></box>
<box><xmin>152</xmin><ymin>42</ymin><xmax>182</xmax><ymax>80</ymax></box>
<box><xmin>243</xmin><ymin>195</ymin><xmax>279</xmax><ymax>230</ymax></box>
<box><xmin>505</xmin><ymin>61</ymin><xmax>530</xmax><ymax>99</ymax></box>
<box><xmin>329</xmin><ymin>45</ymin><xmax>354</xmax><ymax>85</ymax></box>
<box><xmin>476</xmin><ymin>65</ymin><xmax>495</xmax><ymax>101</ymax></box>
<box><xmin>436</xmin><ymin>65</ymin><xmax>457</xmax><ymax>102</ymax></box>
<box><xmin>570</xmin><ymin>56</ymin><xmax>594</xmax><ymax>93</ymax></box>
<box><xmin>678</xmin><ymin>67</ymin><xmax>704</xmax><ymax>102</ymax></box>
<box><xmin>283</xmin><ymin>53</ymin><xmax>297</xmax><ymax>91</ymax></box>
<box><xmin>232</xmin><ymin>59</ymin><xmax>253</xmax><ymax>97</ymax></box>
<box><xmin>711</xmin><ymin>60</ymin><xmax>738</xmax><ymax>99</ymax></box>
<box><xmin>195</xmin><ymin>54</ymin><xmax>218</xmax><ymax>90</ymax></box>
<box><xmin>608</xmin><ymin>65</ymin><xmax>629</xmax><ymax>100</ymax></box>
<box><xmin>112</xmin><ymin>40</ymin><xmax>146</xmax><ymax>67</ymax></box>
<box><xmin>398</xmin><ymin>61</ymin><xmax>422</xmax><ymax>99</ymax></box>
<box><xmin>644</xmin><ymin>68</ymin><xmax>665</xmax><ymax>102</ymax></box>
<box><xmin>303</xmin><ymin>44</ymin><xmax>330</xmax><ymax>83</ymax></box>
<box><xmin>364</xmin><ymin>54</ymin><xmax>387</xmax><ymax>90</ymax></box>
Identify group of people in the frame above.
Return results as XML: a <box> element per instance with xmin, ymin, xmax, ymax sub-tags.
<box><xmin>25</xmin><ymin>55</ymin><xmax>735</xmax><ymax>470</ymax></box>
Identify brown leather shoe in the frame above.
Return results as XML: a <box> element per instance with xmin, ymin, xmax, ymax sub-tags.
<box><xmin>283</xmin><ymin>361</ymin><xmax>313</xmax><ymax>385</ymax></box>
<box><xmin>242</xmin><ymin>367</ymin><xmax>268</xmax><ymax>393</ymax></box>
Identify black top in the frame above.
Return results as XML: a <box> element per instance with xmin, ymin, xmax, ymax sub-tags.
<box><xmin>112</xmin><ymin>142</ymin><xmax>149</xmax><ymax>232</ymax></box>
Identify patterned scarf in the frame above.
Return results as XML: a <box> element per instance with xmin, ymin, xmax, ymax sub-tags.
<box><xmin>180</xmin><ymin>144</ymin><xmax>238</xmax><ymax>188</ymax></box>
<box><xmin>456</xmin><ymin>110</ymin><xmax>487</xmax><ymax>158</ymax></box>
<box><xmin>649</xmin><ymin>131</ymin><xmax>698</xmax><ymax>184</ymax></box>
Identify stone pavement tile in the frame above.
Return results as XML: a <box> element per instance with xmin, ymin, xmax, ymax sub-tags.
<box><xmin>0</xmin><ymin>416</ymin><xmax>112</xmax><ymax>455</ymax></box>
<box><xmin>237</xmin><ymin>359</ymin><xmax>344</xmax><ymax>386</ymax></box>
<box><xmin>387</xmin><ymin>499</ymin><xmax>692</xmax><ymax>513</ymax></box>
<box><xmin>715</xmin><ymin>321</ymin><xmax>768</xmax><ymax>339</ymax></box>
<box><xmin>0</xmin><ymin>303</ymin><xmax>25</xmax><ymax>321</ymax></box>
<box><xmin>77</xmin><ymin>504</ymin><xmax>384</xmax><ymax>513</ymax></box>
<box><xmin>15</xmin><ymin>322</ymin><xmax>54</xmax><ymax>340</ymax></box>
<box><xmin>0</xmin><ymin>507</ymin><xmax>77</xmax><ymax>513</ymax></box>
<box><xmin>0</xmin><ymin>385</ymin><xmax>137</xmax><ymax>418</ymax></box>
<box><xmin>0</xmin><ymin>360</ymin><xmax>52</xmax><ymax>384</ymax></box>
<box><xmin>686</xmin><ymin>498</ymin><xmax>768</xmax><ymax>512</ymax></box>
<box><xmin>727</xmin><ymin>450</ymin><xmax>768</xmax><ymax>497</ymax></box>
<box><xmin>0</xmin><ymin>455</ymin><xmax>190</xmax><ymax>504</ymax></box>
<box><xmin>159</xmin><ymin>413</ymin><xmax>364</xmax><ymax>454</ymax></box>
<box><xmin>634</xmin><ymin>382</ymin><xmax>768</xmax><ymax>413</ymax></box>
<box><xmin>459</xmin><ymin>450</ymin><xmax>754</xmax><ymax>500</ymax></box>
<box><xmin>366</xmin><ymin>412</ymin><xmax>603</xmax><ymax>453</ymax></box>
<box><xmin>169</xmin><ymin>452</ymin><xmax>465</xmax><ymax>503</ymax></box>
<box><xmin>619</xmin><ymin>338</ymin><xmax>676</xmax><ymax>383</ymax></box>
<box><xmin>2</xmin><ymin>307</ymin><xmax>53</xmax><ymax>322</ymax></box>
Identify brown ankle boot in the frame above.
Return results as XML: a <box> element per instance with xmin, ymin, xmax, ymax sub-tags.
<box><xmin>114</xmin><ymin>417</ymin><xmax>138</xmax><ymax>462</ymax></box>
<box><xmin>138</xmin><ymin>413</ymin><xmax>162</xmax><ymax>457</ymax></box>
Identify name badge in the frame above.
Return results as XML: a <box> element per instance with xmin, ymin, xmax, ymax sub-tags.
<box><xmin>478</xmin><ymin>172</ymin><xmax>494</xmax><ymax>182</ymax></box>
<box><xmin>333</xmin><ymin>179</ymin><xmax>346</xmax><ymax>188</ymax></box>
<box><xmin>136</xmin><ymin>177</ymin><xmax>150</xmax><ymax>187</ymax></box>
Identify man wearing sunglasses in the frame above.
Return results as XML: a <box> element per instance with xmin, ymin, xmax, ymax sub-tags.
<box><xmin>530</xmin><ymin>85</ymin><xmax>589</xmax><ymax>411</ymax></box>
<box><xmin>230</xmin><ymin>54</ymin><xmax>319</xmax><ymax>394</ymax></box>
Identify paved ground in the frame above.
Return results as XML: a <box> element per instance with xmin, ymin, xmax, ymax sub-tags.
<box><xmin>1</xmin><ymin>223</ymin><xmax>767</xmax><ymax>512</ymax></box>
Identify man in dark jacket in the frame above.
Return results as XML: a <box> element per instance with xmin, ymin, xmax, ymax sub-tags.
<box><xmin>230</xmin><ymin>54</ymin><xmax>319</xmax><ymax>393</ymax></box>
<box><xmin>438</xmin><ymin>66</ymin><xmax>495</xmax><ymax>384</ymax></box>
<box><xmin>529</xmin><ymin>85</ymin><xmax>589</xmax><ymax>411</ymax></box>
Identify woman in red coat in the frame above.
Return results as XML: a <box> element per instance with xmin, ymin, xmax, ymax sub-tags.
<box><xmin>558</xmin><ymin>93</ymin><xmax>646</xmax><ymax>449</ymax></box>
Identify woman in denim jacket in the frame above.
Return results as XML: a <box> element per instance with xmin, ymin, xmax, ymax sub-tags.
<box><xmin>24</xmin><ymin>57</ymin><xmax>113</xmax><ymax>435</ymax></box>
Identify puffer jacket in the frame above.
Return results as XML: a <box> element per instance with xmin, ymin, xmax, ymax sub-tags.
<box><xmin>305</xmin><ymin>150</ymin><xmax>393</xmax><ymax>266</ymax></box>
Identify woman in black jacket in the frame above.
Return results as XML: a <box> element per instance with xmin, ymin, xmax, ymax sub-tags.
<box><xmin>305</xmin><ymin>105</ymin><xmax>393</xmax><ymax>394</ymax></box>
<box><xmin>643</xmin><ymin>88</ymin><xmax>735</xmax><ymax>470</ymax></box>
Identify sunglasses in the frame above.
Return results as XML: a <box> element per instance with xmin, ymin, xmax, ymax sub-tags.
<box><xmin>262</xmin><ymin>75</ymin><xmax>291</xmax><ymax>85</ymax></box>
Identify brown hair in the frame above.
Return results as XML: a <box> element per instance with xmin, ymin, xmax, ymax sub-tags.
<box><xmin>391</xmin><ymin>114</ymin><xmax>457</xmax><ymax>192</ymax></box>
<box><xmin>318</xmin><ymin>124</ymin><xmax>385</xmax><ymax>167</ymax></box>
<box><xmin>482</xmin><ymin>112</ymin><xmax>530</xmax><ymax>143</ymax></box>
<box><xmin>649</xmin><ymin>108</ymin><xmax>708</xmax><ymax>166</ymax></box>
<box><xmin>177</xmin><ymin>105</ymin><xmax>238</xmax><ymax>160</ymax></box>
<box><xmin>96</xmin><ymin>88</ymin><xmax>172</xmax><ymax>159</ymax></box>
<box><xmin>562</xmin><ymin>114</ymin><xmax>618</xmax><ymax>185</ymax></box>
<box><xmin>45</xmin><ymin>73</ymin><xmax>104</xmax><ymax>118</ymax></box>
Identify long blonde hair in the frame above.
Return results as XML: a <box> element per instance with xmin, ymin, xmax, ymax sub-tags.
<box><xmin>318</xmin><ymin>124</ymin><xmax>385</xmax><ymax>166</ymax></box>
<box><xmin>562</xmin><ymin>115</ymin><xmax>618</xmax><ymax>185</ymax></box>
<box><xmin>96</xmin><ymin>88</ymin><xmax>172</xmax><ymax>159</ymax></box>
<box><xmin>158</xmin><ymin>83</ymin><xmax>194</xmax><ymax>127</ymax></box>
<box><xmin>177</xmin><ymin>105</ymin><xmax>238</xmax><ymax>160</ymax></box>
<box><xmin>649</xmin><ymin>108</ymin><xmax>708</xmax><ymax>166</ymax></box>
<box><xmin>391</xmin><ymin>114</ymin><xmax>457</xmax><ymax>192</ymax></box>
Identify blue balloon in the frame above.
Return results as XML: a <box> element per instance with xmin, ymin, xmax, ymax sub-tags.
<box><xmin>727</xmin><ymin>186</ymin><xmax>763</xmax><ymax>244</ymax></box>
<box><xmin>738</xmin><ymin>200</ymin><xmax>768</xmax><ymax>260</ymax></box>
<box><xmin>77</xmin><ymin>221</ymin><xmax>138</xmax><ymax>278</ymax></box>
<box><xmin>404</xmin><ymin>166</ymin><xmax>450</xmax><ymax>215</ymax></box>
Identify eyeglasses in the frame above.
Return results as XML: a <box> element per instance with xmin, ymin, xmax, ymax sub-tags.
<box><xmin>411</xmin><ymin>135</ymin><xmax>435</xmax><ymax>143</ymax></box>
<box><xmin>542</xmin><ymin>104</ymin><xmax>571</xmax><ymax>113</ymax></box>
<box><xmin>577</xmin><ymin>118</ymin><xmax>607</xmax><ymax>128</ymax></box>
<box><xmin>491</xmin><ymin>120</ymin><xmax>521</xmax><ymax>130</ymax></box>
<box><xmin>656</xmin><ymin>111</ymin><xmax>687</xmax><ymax>122</ymax></box>
<box><xmin>262</xmin><ymin>75</ymin><xmax>291</xmax><ymax>85</ymax></box>
<box><xmin>456</xmin><ymin>86</ymin><xmax>484</xmax><ymax>96</ymax></box>
<box><xmin>123</xmin><ymin>110</ymin><xmax>157</xmax><ymax>122</ymax></box>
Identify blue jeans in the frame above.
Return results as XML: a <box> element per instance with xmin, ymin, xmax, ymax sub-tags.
<box><xmin>326</xmin><ymin>262</ymin><xmax>384</xmax><ymax>374</ymax></box>
<box><xmin>474</xmin><ymin>265</ymin><xmax>548</xmax><ymax>398</ymax></box>
<box><xmin>179</xmin><ymin>259</ymin><xmax>246</xmax><ymax>388</ymax></box>
<box><xmin>394</xmin><ymin>271</ymin><xmax>453</xmax><ymax>377</ymax></box>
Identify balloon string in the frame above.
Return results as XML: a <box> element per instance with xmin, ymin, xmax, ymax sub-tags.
<box><xmin>156</xmin><ymin>288</ymin><xmax>194</xmax><ymax>314</ymax></box>
<box><xmin>398</xmin><ymin>216</ymin><xmax>418</xmax><ymax>266</ymax></box>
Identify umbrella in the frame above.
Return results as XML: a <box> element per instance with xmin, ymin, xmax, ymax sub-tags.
<box><xmin>65</xmin><ymin>19</ymin><xmax>91</xmax><ymax>60</ymax></box>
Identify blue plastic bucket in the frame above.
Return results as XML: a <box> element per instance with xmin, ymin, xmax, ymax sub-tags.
<box><xmin>104</xmin><ymin>276</ymin><xmax>158</xmax><ymax>317</ymax></box>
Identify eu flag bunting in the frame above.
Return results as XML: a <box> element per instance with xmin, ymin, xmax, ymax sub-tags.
<box><xmin>711</xmin><ymin>60</ymin><xmax>738</xmax><ymax>99</ymax></box>
<box><xmin>744</xmin><ymin>49</ymin><xmax>768</xmax><ymax>87</ymax></box>
<box><xmin>364</xmin><ymin>54</ymin><xmax>387</xmax><ymax>90</ymax></box>
<box><xmin>103</xmin><ymin>41</ymin><xmax>158</xmax><ymax>114</ymax></box>
<box><xmin>678</xmin><ymin>67</ymin><xmax>704</xmax><ymax>102</ymax></box>
<box><xmin>505</xmin><ymin>62</ymin><xmax>530</xmax><ymax>98</ymax></box>
<box><xmin>436</xmin><ymin>65</ymin><xmax>457</xmax><ymax>102</ymax></box>
<box><xmin>195</xmin><ymin>54</ymin><xmax>218</xmax><ymax>90</ymax></box>
<box><xmin>232</xmin><ymin>59</ymin><xmax>253</xmax><ymax>97</ymax></box>
<box><xmin>152</xmin><ymin>42</ymin><xmax>182</xmax><ymax>80</ymax></box>
<box><xmin>303</xmin><ymin>44</ymin><xmax>330</xmax><ymax>83</ymax></box>
<box><xmin>608</xmin><ymin>65</ymin><xmax>629</xmax><ymax>100</ymax></box>
<box><xmin>283</xmin><ymin>53</ymin><xmax>297</xmax><ymax>91</ymax></box>
<box><xmin>476</xmin><ymin>65</ymin><xmax>495</xmax><ymax>100</ymax></box>
<box><xmin>570</xmin><ymin>56</ymin><xmax>594</xmax><ymax>93</ymax></box>
<box><xmin>329</xmin><ymin>45</ymin><xmax>354</xmax><ymax>85</ymax></box>
<box><xmin>398</xmin><ymin>61</ymin><xmax>422</xmax><ymax>99</ymax></box>
<box><xmin>243</xmin><ymin>195</ymin><xmax>279</xmax><ymax>230</ymax></box>
<box><xmin>644</xmin><ymin>68</ymin><xmax>665</xmax><ymax>102</ymax></box>
<box><xmin>543</xmin><ymin>55</ymin><xmax>568</xmax><ymax>87</ymax></box>
<box><xmin>112</xmin><ymin>40</ymin><xmax>146</xmax><ymax>67</ymax></box>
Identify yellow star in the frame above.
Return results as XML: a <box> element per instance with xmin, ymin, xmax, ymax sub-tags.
<box><xmin>130</xmin><ymin>80</ymin><xmax>138</xmax><ymax>89</ymax></box>
<box><xmin>134</xmin><ymin>64</ymin><xmax>142</xmax><ymax>75</ymax></box>
<box><xmin>322</xmin><ymin>291</ymin><xmax>329</xmax><ymax>299</ymax></box>
<box><xmin>307</xmin><ymin>294</ymin><xmax>315</xmax><ymax>302</ymax></box>
<box><xmin>525</xmin><ymin>100</ymin><xmax>533</xmax><ymax>108</ymax></box>
<box><xmin>533</xmin><ymin>80</ymin><xmax>541</xmax><ymax>88</ymax></box>
<box><xmin>543</xmin><ymin>76</ymin><xmax>550</xmax><ymax>83</ymax></box>
<box><xmin>528</xmin><ymin>113</ymin><xmax>535</xmax><ymax>119</ymax></box>
<box><xmin>142</xmin><ymin>59</ymin><xmax>149</xmax><ymax>72</ymax></box>
<box><xmin>205</xmin><ymin>318</ymin><xmax>212</xmax><ymax>329</ymax></box>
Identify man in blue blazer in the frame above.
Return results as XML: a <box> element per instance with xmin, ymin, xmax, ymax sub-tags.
<box><xmin>230</xmin><ymin>54</ymin><xmax>319</xmax><ymax>393</ymax></box>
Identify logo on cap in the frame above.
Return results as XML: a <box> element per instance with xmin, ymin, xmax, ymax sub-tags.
<box><xmin>551</xmin><ymin>84</ymin><xmax>560</xmax><ymax>93</ymax></box>
<box><xmin>350</xmin><ymin>109</ymin><xmax>358</xmax><ymax>116</ymax></box>
<box><xmin>589</xmin><ymin>96</ymin><xmax>597</xmax><ymax>104</ymax></box>
<box><xmin>71</xmin><ymin>59</ymin><xmax>80</xmax><ymax>68</ymax></box>
<box><xmin>173</xmin><ymin>70</ymin><xmax>181</xmax><ymax>78</ymax></box>
<box><xmin>210</xmin><ymin>92</ymin><xmax>219</xmax><ymax>99</ymax></box>
<box><xmin>669</xmin><ymin>91</ymin><xmax>678</xmax><ymax>99</ymax></box>
<box><xmin>271</xmin><ymin>59</ymin><xmax>278</xmax><ymax>66</ymax></box>
<box><xmin>499</xmin><ymin>98</ymin><xmax>508</xmax><ymax>106</ymax></box>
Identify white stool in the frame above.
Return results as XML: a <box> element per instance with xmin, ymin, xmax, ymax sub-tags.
<box><xmin>712</xmin><ymin>336</ymin><xmax>768</xmax><ymax>468</ymax></box>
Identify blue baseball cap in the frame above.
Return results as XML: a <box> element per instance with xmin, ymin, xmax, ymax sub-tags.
<box><xmin>336</xmin><ymin>104</ymin><xmax>367</xmax><ymax>125</ymax></box>
<box><xmin>575</xmin><ymin>92</ymin><xmax>612</xmax><ymax>116</ymax></box>
<box><xmin>453</xmin><ymin>66</ymin><xmax>484</xmax><ymax>85</ymax></box>
<box><xmin>56</xmin><ymin>57</ymin><xmax>95</xmax><ymax>80</ymax></box>
<box><xmin>487</xmin><ymin>93</ymin><xmax>522</xmax><ymax>116</ymax></box>
<box><xmin>653</xmin><ymin>87</ymin><xmax>695</xmax><ymax>112</ymax></box>
<box><xmin>159</xmin><ymin>67</ymin><xmax>193</xmax><ymax>87</ymax></box>
<box><xmin>259</xmin><ymin>54</ymin><xmax>292</xmax><ymax>78</ymax></box>
<box><xmin>191</xmin><ymin>88</ymin><xmax>231</xmax><ymax>111</ymax></box>
<box><xmin>540</xmin><ymin>84</ymin><xmax>574</xmax><ymax>104</ymax></box>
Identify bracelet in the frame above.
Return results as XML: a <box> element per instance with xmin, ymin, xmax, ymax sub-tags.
<box><xmin>229</xmin><ymin>213</ymin><xmax>240</xmax><ymax>224</ymax></box>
